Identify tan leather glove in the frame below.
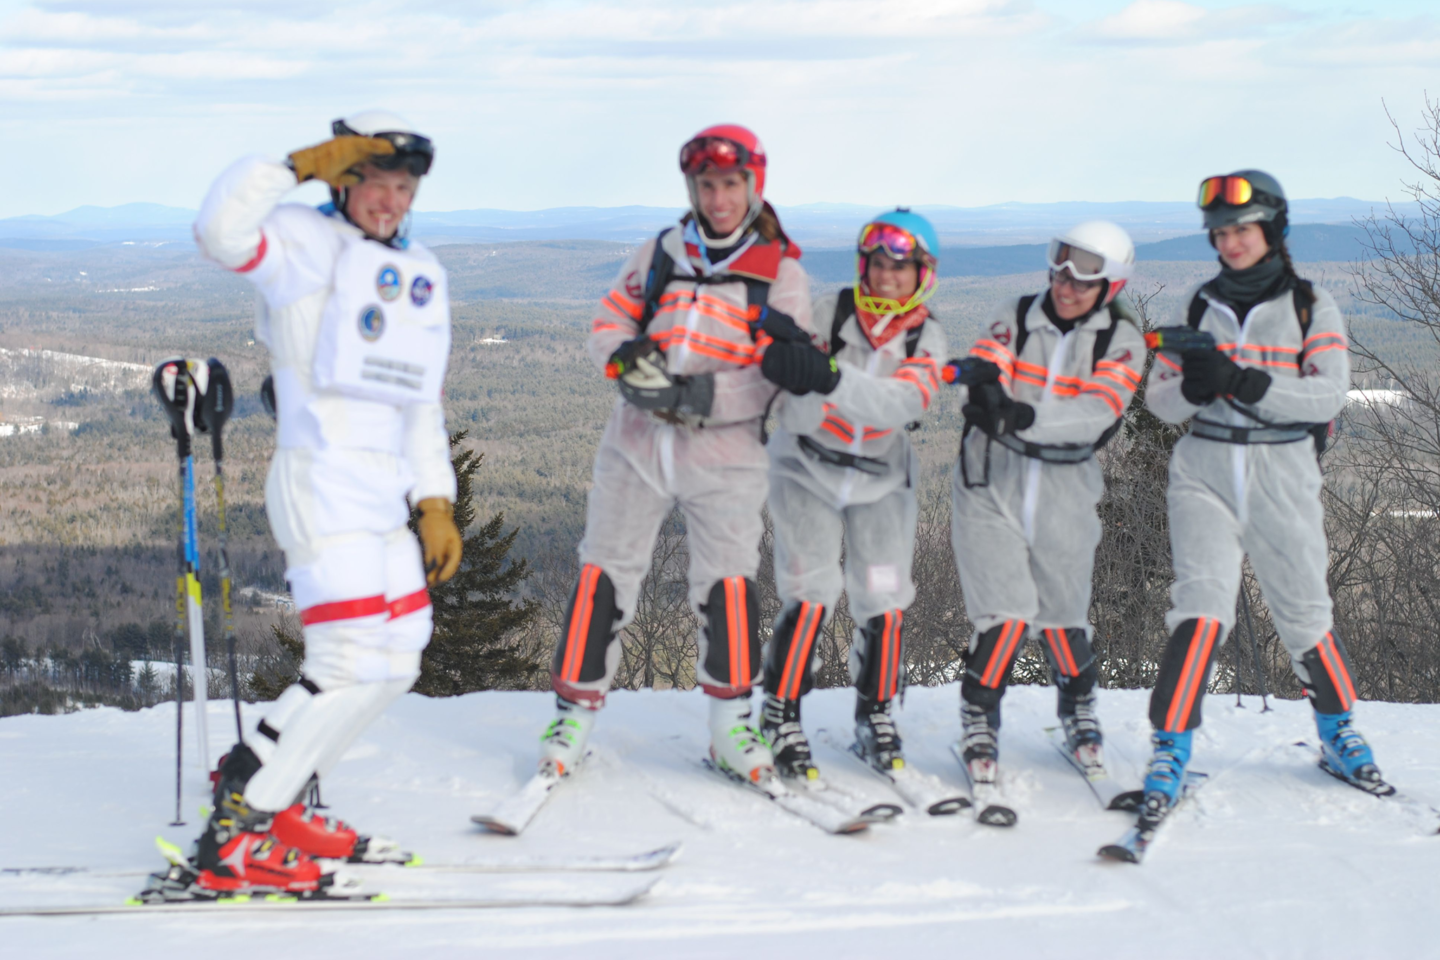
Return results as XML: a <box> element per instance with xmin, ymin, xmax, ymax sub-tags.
<box><xmin>416</xmin><ymin>498</ymin><xmax>462</xmax><ymax>586</ymax></box>
<box><xmin>288</xmin><ymin>136</ymin><xmax>396</xmax><ymax>189</ymax></box>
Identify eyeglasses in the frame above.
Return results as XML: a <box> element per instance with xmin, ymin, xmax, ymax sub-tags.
<box><xmin>679</xmin><ymin>136</ymin><xmax>761</xmax><ymax>175</ymax></box>
<box><xmin>1052</xmin><ymin>269</ymin><xmax>1103</xmax><ymax>292</ymax></box>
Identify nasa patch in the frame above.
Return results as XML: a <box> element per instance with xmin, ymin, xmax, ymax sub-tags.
<box><xmin>376</xmin><ymin>265</ymin><xmax>401</xmax><ymax>301</ymax></box>
<box><xmin>410</xmin><ymin>275</ymin><xmax>433</xmax><ymax>307</ymax></box>
<box><xmin>358</xmin><ymin>305</ymin><xmax>385</xmax><ymax>342</ymax></box>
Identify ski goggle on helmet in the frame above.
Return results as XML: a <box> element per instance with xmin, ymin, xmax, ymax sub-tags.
<box><xmin>1197</xmin><ymin>174</ymin><xmax>1282</xmax><ymax>210</ymax></box>
<box><xmin>332</xmin><ymin>113</ymin><xmax>434</xmax><ymax>177</ymax></box>
<box><xmin>854</xmin><ymin>209</ymin><xmax>939</xmax><ymax>316</ymax></box>
<box><xmin>1046</xmin><ymin>221</ymin><xmax>1135</xmax><ymax>300</ymax></box>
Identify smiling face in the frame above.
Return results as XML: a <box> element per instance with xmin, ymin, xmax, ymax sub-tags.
<box><xmin>1050</xmin><ymin>268</ymin><xmax>1104</xmax><ymax>320</ymax></box>
<box><xmin>1212</xmin><ymin>221</ymin><xmax>1271</xmax><ymax>270</ymax></box>
<box><xmin>344</xmin><ymin>162</ymin><xmax>420</xmax><ymax>240</ymax></box>
<box><xmin>865</xmin><ymin>252</ymin><xmax>920</xmax><ymax>303</ymax></box>
<box><xmin>694</xmin><ymin>169</ymin><xmax>750</xmax><ymax>237</ymax></box>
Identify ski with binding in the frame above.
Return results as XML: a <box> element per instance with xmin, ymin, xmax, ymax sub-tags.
<box><xmin>949</xmin><ymin>742</ymin><xmax>1017</xmax><ymax>826</ymax></box>
<box><xmin>2</xmin><ymin>842</ymin><xmax>683</xmax><ymax>880</ymax></box>
<box><xmin>1290</xmin><ymin>740</ymin><xmax>1440</xmax><ymax>835</ymax></box>
<box><xmin>471</xmin><ymin>753</ymin><xmax>588</xmax><ymax>836</ymax></box>
<box><xmin>0</xmin><ymin>879</ymin><xmax>660</xmax><ymax>916</ymax></box>
<box><xmin>1096</xmin><ymin>770</ymin><xmax>1209</xmax><ymax>864</ymax></box>
<box><xmin>813</xmin><ymin>730</ymin><xmax>968</xmax><ymax>815</ymax></box>
<box><xmin>1043</xmin><ymin>726</ymin><xmax>1141</xmax><ymax>812</ymax></box>
<box><xmin>699</xmin><ymin>758</ymin><xmax>881</xmax><ymax>835</ymax></box>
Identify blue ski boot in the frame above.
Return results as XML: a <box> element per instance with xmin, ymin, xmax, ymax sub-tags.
<box><xmin>1140</xmin><ymin>730</ymin><xmax>1192</xmax><ymax>823</ymax></box>
<box><xmin>1315</xmin><ymin>711</ymin><xmax>1389</xmax><ymax>794</ymax></box>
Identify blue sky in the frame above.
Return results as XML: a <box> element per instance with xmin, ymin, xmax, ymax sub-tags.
<box><xmin>1</xmin><ymin>0</ymin><xmax>1438</xmax><ymax>217</ymax></box>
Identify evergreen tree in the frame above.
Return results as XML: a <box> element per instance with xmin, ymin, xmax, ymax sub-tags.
<box><xmin>410</xmin><ymin>431</ymin><xmax>541</xmax><ymax>696</ymax></box>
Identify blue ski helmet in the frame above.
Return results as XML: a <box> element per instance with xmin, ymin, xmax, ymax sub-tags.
<box><xmin>855</xmin><ymin>208</ymin><xmax>939</xmax><ymax>315</ymax></box>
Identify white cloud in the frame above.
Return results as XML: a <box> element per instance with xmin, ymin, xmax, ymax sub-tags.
<box><xmin>1080</xmin><ymin>0</ymin><xmax>1299</xmax><ymax>44</ymax></box>
<box><xmin>0</xmin><ymin>0</ymin><xmax>1431</xmax><ymax>216</ymax></box>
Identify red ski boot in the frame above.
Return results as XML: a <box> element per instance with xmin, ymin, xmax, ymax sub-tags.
<box><xmin>192</xmin><ymin>745</ymin><xmax>331</xmax><ymax>893</ymax></box>
<box><xmin>271</xmin><ymin>803</ymin><xmax>412</xmax><ymax>864</ymax></box>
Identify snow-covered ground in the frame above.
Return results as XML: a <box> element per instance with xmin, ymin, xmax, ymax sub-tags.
<box><xmin>2</xmin><ymin>684</ymin><xmax>1437</xmax><ymax>958</ymax></box>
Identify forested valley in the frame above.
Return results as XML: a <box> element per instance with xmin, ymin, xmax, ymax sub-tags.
<box><xmin>2</xmin><ymin>213</ymin><xmax>1438</xmax><ymax>716</ymax></box>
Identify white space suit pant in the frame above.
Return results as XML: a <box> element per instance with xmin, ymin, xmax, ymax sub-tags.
<box><xmin>550</xmin><ymin>437</ymin><xmax>767</xmax><ymax>704</ymax></box>
<box><xmin>245</xmin><ymin>525</ymin><xmax>431</xmax><ymax>812</ymax></box>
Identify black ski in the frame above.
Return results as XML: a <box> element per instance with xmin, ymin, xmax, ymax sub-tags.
<box><xmin>1096</xmin><ymin>771</ymin><xmax>1209</xmax><ymax>864</ymax></box>
<box><xmin>948</xmin><ymin>742</ymin><xmax>1017</xmax><ymax>827</ymax></box>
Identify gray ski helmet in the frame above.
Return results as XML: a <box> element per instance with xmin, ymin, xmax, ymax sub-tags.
<box><xmin>1200</xmin><ymin>169</ymin><xmax>1288</xmax><ymax>240</ymax></box>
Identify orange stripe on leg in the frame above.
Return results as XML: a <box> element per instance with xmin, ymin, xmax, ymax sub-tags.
<box><xmin>562</xmin><ymin>565</ymin><xmax>599</xmax><ymax>683</ymax></box>
<box><xmin>1165</xmin><ymin>619</ymin><xmax>1219</xmax><ymax>732</ymax></box>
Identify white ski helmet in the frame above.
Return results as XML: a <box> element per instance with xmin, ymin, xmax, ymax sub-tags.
<box><xmin>331</xmin><ymin>110</ymin><xmax>434</xmax><ymax>177</ymax></box>
<box><xmin>1047</xmin><ymin>220</ymin><xmax>1135</xmax><ymax>303</ymax></box>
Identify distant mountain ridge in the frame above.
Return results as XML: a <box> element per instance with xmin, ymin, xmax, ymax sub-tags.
<box><xmin>0</xmin><ymin>198</ymin><xmax>1413</xmax><ymax>251</ymax></box>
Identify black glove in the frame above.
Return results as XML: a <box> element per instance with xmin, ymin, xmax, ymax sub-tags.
<box><xmin>1181</xmin><ymin>350</ymin><xmax>1272</xmax><ymax>406</ymax></box>
<box><xmin>761</xmin><ymin>340</ymin><xmax>840</xmax><ymax>395</ymax></box>
<box><xmin>963</xmin><ymin>383</ymin><xmax>1035</xmax><ymax>437</ymax></box>
<box><xmin>608</xmin><ymin>336</ymin><xmax>715</xmax><ymax>418</ymax></box>
<box><xmin>755</xmin><ymin>307</ymin><xmax>810</xmax><ymax>345</ymax></box>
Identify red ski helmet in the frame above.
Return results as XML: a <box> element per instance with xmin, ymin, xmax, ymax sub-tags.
<box><xmin>679</xmin><ymin>124</ymin><xmax>767</xmax><ymax>235</ymax></box>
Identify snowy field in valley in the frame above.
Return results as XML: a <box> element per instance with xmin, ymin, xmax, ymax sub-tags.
<box><xmin>2</xmin><ymin>684</ymin><xmax>1437</xmax><ymax>959</ymax></box>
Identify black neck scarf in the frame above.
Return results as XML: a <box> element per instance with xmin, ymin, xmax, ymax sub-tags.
<box><xmin>1206</xmin><ymin>253</ymin><xmax>1290</xmax><ymax>321</ymax></box>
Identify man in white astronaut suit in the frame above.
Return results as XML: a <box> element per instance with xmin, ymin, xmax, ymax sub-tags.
<box><xmin>188</xmin><ymin>112</ymin><xmax>462</xmax><ymax>892</ymax></box>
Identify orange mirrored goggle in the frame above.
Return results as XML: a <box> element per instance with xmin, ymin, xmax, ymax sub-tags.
<box><xmin>1197</xmin><ymin>175</ymin><xmax>1255</xmax><ymax>209</ymax></box>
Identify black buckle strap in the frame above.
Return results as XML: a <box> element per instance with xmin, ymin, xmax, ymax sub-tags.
<box><xmin>797</xmin><ymin>434</ymin><xmax>887</xmax><ymax>476</ymax></box>
<box><xmin>1189</xmin><ymin>419</ymin><xmax>1312</xmax><ymax>445</ymax></box>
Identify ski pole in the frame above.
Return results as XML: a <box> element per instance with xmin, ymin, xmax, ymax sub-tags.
<box><xmin>198</xmin><ymin>358</ymin><xmax>243</xmax><ymax>743</ymax></box>
<box><xmin>152</xmin><ymin>358</ymin><xmax>191</xmax><ymax>825</ymax></box>
<box><xmin>182</xmin><ymin>360</ymin><xmax>212</xmax><ymax>771</ymax></box>
<box><xmin>1238</xmin><ymin>584</ymin><xmax>1271</xmax><ymax>712</ymax></box>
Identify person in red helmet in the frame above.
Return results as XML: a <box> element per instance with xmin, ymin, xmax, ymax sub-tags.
<box><xmin>539</xmin><ymin>124</ymin><xmax>831</xmax><ymax>786</ymax></box>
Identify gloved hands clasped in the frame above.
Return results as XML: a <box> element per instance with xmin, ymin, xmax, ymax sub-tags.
<box><xmin>755</xmin><ymin>308</ymin><xmax>839</xmax><ymax>396</ymax></box>
<box><xmin>945</xmin><ymin>357</ymin><xmax>1035</xmax><ymax>437</ymax></box>
<box><xmin>606</xmin><ymin>336</ymin><xmax>714</xmax><ymax>420</ymax></box>
<box><xmin>1180</xmin><ymin>349</ymin><xmax>1272</xmax><ymax>406</ymax></box>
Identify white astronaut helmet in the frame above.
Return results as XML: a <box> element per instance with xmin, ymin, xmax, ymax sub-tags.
<box><xmin>1047</xmin><ymin>220</ymin><xmax>1135</xmax><ymax>304</ymax></box>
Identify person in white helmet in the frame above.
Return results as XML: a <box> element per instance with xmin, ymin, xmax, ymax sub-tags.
<box><xmin>539</xmin><ymin>124</ymin><xmax>825</xmax><ymax>787</ymax></box>
<box><xmin>186</xmin><ymin>111</ymin><xmax>462</xmax><ymax>893</ymax></box>
<box><xmin>947</xmin><ymin>221</ymin><xmax>1144</xmax><ymax>799</ymax></box>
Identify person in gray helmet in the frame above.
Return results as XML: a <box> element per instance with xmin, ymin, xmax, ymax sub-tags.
<box><xmin>1139</xmin><ymin>170</ymin><xmax>1386</xmax><ymax>825</ymax></box>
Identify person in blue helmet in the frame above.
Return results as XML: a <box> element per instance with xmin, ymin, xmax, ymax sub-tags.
<box><xmin>758</xmin><ymin>209</ymin><xmax>947</xmax><ymax>780</ymax></box>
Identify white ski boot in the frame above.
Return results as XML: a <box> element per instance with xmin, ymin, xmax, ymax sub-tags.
<box><xmin>539</xmin><ymin>696</ymin><xmax>598</xmax><ymax>776</ymax></box>
<box><xmin>708</xmin><ymin>694</ymin><xmax>775</xmax><ymax>784</ymax></box>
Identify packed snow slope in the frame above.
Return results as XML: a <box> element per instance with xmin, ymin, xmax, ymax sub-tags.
<box><xmin>2</xmin><ymin>685</ymin><xmax>1437</xmax><ymax>959</ymax></box>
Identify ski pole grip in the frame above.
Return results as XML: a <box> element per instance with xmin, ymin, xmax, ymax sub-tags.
<box><xmin>199</xmin><ymin>357</ymin><xmax>233</xmax><ymax>461</ymax></box>
<box><xmin>151</xmin><ymin>357</ymin><xmax>193</xmax><ymax>456</ymax></box>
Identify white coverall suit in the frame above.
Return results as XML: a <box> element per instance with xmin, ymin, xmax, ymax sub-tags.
<box><xmin>764</xmin><ymin>291</ymin><xmax>945</xmax><ymax>702</ymax></box>
<box><xmin>1145</xmin><ymin>281</ymin><xmax>1355</xmax><ymax>730</ymax></box>
<box><xmin>194</xmin><ymin>156</ymin><xmax>456</xmax><ymax>811</ymax></box>
<box><xmin>951</xmin><ymin>295</ymin><xmax>1145</xmax><ymax>710</ymax></box>
<box><xmin>552</xmin><ymin>224</ymin><xmax>812</xmax><ymax>704</ymax></box>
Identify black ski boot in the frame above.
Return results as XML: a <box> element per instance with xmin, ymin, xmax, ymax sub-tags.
<box><xmin>1059</xmin><ymin>690</ymin><xmax>1104</xmax><ymax>752</ymax></box>
<box><xmin>855</xmin><ymin>697</ymin><xmax>904</xmax><ymax>773</ymax></box>
<box><xmin>760</xmin><ymin>694</ymin><xmax>816</xmax><ymax>781</ymax></box>
<box><xmin>960</xmin><ymin>701</ymin><xmax>1000</xmax><ymax>767</ymax></box>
